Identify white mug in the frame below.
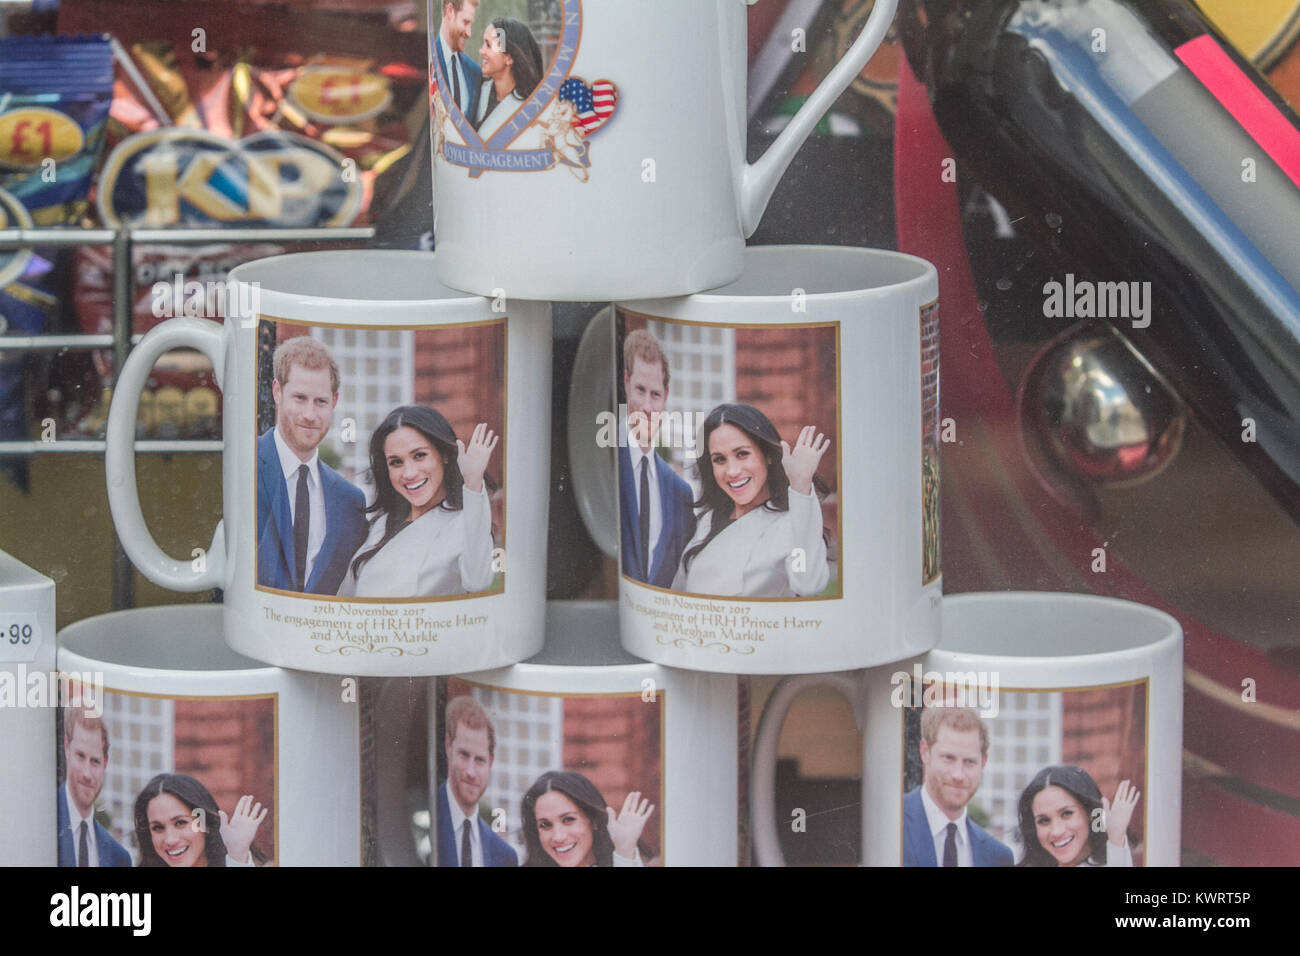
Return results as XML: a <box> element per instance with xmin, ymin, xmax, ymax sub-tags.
<box><xmin>105</xmin><ymin>250</ymin><xmax>552</xmax><ymax>676</ymax></box>
<box><xmin>56</xmin><ymin>605</ymin><xmax>364</xmax><ymax>866</ymax></box>
<box><xmin>0</xmin><ymin>551</ymin><xmax>56</xmax><ymax>866</ymax></box>
<box><xmin>375</xmin><ymin>600</ymin><xmax>746</xmax><ymax>866</ymax></box>
<box><xmin>428</xmin><ymin>0</ymin><xmax>899</xmax><ymax>299</ymax></box>
<box><xmin>752</xmin><ymin>592</ymin><xmax>1184</xmax><ymax>866</ymax></box>
<box><xmin>570</xmin><ymin>245</ymin><xmax>942</xmax><ymax>673</ymax></box>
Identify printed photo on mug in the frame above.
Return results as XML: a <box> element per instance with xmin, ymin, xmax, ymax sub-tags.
<box><xmin>612</xmin><ymin>311</ymin><xmax>842</xmax><ymax>605</ymax></box>
<box><xmin>253</xmin><ymin>316</ymin><xmax>507</xmax><ymax>609</ymax></box>
<box><xmin>431</xmin><ymin>0</ymin><xmax>617</xmax><ymax>180</ymax></box>
<box><xmin>433</xmin><ymin>677</ymin><xmax>663</xmax><ymax>867</ymax></box>
<box><xmin>56</xmin><ymin>687</ymin><xmax>275</xmax><ymax>868</ymax></box>
<box><xmin>898</xmin><ymin>678</ymin><xmax>1148</xmax><ymax>867</ymax></box>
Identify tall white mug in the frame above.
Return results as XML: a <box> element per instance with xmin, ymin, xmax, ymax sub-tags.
<box><xmin>428</xmin><ymin>0</ymin><xmax>899</xmax><ymax>299</ymax></box>
<box><xmin>752</xmin><ymin>592</ymin><xmax>1184</xmax><ymax>867</ymax></box>
<box><xmin>374</xmin><ymin>601</ymin><xmax>747</xmax><ymax>866</ymax></box>
<box><xmin>56</xmin><ymin>605</ymin><xmax>364</xmax><ymax>866</ymax></box>
<box><xmin>105</xmin><ymin>250</ymin><xmax>552</xmax><ymax>676</ymax></box>
<box><xmin>570</xmin><ymin>245</ymin><xmax>942</xmax><ymax>674</ymax></box>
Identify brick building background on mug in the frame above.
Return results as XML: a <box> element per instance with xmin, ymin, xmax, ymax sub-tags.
<box><xmin>88</xmin><ymin>695</ymin><xmax>275</xmax><ymax>864</ymax></box>
<box><xmin>268</xmin><ymin>321</ymin><xmax>507</xmax><ymax>535</ymax></box>
<box><xmin>443</xmin><ymin>678</ymin><xmax>663</xmax><ymax>862</ymax></box>
<box><xmin>620</xmin><ymin>313</ymin><xmax>839</xmax><ymax>570</ymax></box>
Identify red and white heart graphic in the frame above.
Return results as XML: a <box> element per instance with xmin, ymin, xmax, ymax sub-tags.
<box><xmin>558</xmin><ymin>77</ymin><xmax>619</xmax><ymax>137</ymax></box>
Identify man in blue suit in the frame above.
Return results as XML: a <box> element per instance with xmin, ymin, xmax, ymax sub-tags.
<box><xmin>619</xmin><ymin>330</ymin><xmax>696</xmax><ymax>589</ymax></box>
<box><xmin>57</xmin><ymin>708</ymin><xmax>131</xmax><ymax>867</ymax></box>
<box><xmin>435</xmin><ymin>0</ymin><xmax>482</xmax><ymax>126</ymax></box>
<box><xmin>257</xmin><ymin>336</ymin><xmax>368</xmax><ymax>595</ymax></box>
<box><xmin>437</xmin><ymin>695</ymin><xmax>518</xmax><ymax>866</ymax></box>
<box><xmin>903</xmin><ymin>707</ymin><xmax>1013</xmax><ymax>866</ymax></box>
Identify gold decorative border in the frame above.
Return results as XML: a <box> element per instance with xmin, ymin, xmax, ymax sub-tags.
<box><xmin>252</xmin><ymin>313</ymin><xmax>508</xmax><ymax>603</ymax></box>
<box><xmin>920</xmin><ymin>297</ymin><xmax>941</xmax><ymax>587</ymax></box>
<box><xmin>615</xmin><ymin>309</ymin><xmax>844</xmax><ymax>604</ymax></box>
<box><xmin>62</xmin><ymin>680</ymin><xmax>280</xmax><ymax>866</ymax></box>
<box><xmin>896</xmin><ymin>676</ymin><xmax>1151</xmax><ymax>868</ymax></box>
<box><xmin>444</xmin><ymin>678</ymin><xmax>668</xmax><ymax>866</ymax></box>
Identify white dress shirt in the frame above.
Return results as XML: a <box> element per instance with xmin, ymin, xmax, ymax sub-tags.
<box><xmin>273</xmin><ymin>426</ymin><xmax>326</xmax><ymax>588</ymax></box>
<box><xmin>671</xmin><ymin>488</ymin><xmax>829</xmax><ymax>597</ymax></box>
<box><xmin>337</xmin><ymin>485</ymin><xmax>494</xmax><ymax>598</ymax></box>
<box><xmin>63</xmin><ymin>783</ymin><xmax>99</xmax><ymax>867</ymax></box>
<box><xmin>625</xmin><ymin>437</ymin><xmax>663</xmax><ymax>569</ymax></box>
<box><xmin>920</xmin><ymin>783</ymin><xmax>974</xmax><ymax>867</ymax></box>
<box><xmin>443</xmin><ymin>781</ymin><xmax>483</xmax><ymax>867</ymax></box>
<box><xmin>437</xmin><ymin>34</ymin><xmax>472</xmax><ymax>116</ymax></box>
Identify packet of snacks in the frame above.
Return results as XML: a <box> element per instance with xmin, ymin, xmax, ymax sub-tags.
<box><xmin>56</xmin><ymin>0</ymin><xmax>426</xmax><ymax>437</ymax></box>
<box><xmin>59</xmin><ymin>0</ymin><xmax>426</xmax><ymax>229</ymax></box>
<box><xmin>0</xmin><ymin>34</ymin><xmax>114</xmax><ymax>229</ymax></box>
<box><xmin>0</xmin><ymin>35</ymin><xmax>113</xmax><ymax>484</ymax></box>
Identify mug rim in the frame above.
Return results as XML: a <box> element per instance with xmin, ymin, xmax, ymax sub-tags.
<box><xmin>456</xmin><ymin>661</ymin><xmax>660</xmax><ymax>692</ymax></box>
<box><xmin>619</xmin><ymin>245</ymin><xmax>937</xmax><ymax>310</ymax></box>
<box><xmin>464</xmin><ymin>599</ymin><xmax>663</xmax><ymax>681</ymax></box>
<box><xmin>227</xmin><ymin>249</ymin><xmax>488</xmax><ymax>313</ymax></box>
<box><xmin>58</xmin><ymin>605</ymin><xmax>274</xmax><ymax>676</ymax></box>
<box><xmin>932</xmin><ymin>590</ymin><xmax>1183</xmax><ymax>669</ymax></box>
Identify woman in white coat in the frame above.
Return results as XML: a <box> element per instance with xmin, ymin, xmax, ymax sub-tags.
<box><xmin>474</xmin><ymin>17</ymin><xmax>544</xmax><ymax>141</ymax></box>
<box><xmin>672</xmin><ymin>403</ymin><xmax>831</xmax><ymax>598</ymax></box>
<box><xmin>1016</xmin><ymin>765</ymin><xmax>1139</xmax><ymax>867</ymax></box>
<box><xmin>339</xmin><ymin>405</ymin><xmax>498</xmax><ymax>599</ymax></box>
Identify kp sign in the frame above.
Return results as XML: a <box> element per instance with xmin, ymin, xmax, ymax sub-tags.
<box><xmin>97</xmin><ymin>128</ymin><xmax>362</xmax><ymax>229</ymax></box>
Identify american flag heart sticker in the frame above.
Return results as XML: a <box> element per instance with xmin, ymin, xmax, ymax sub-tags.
<box><xmin>559</xmin><ymin>77</ymin><xmax>619</xmax><ymax>137</ymax></box>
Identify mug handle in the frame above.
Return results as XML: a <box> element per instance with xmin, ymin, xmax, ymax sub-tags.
<box><xmin>740</xmin><ymin>0</ymin><xmax>898</xmax><ymax>235</ymax></box>
<box><xmin>566</xmin><ymin>306</ymin><xmax>618</xmax><ymax>558</ymax></box>
<box><xmin>105</xmin><ymin>318</ymin><xmax>227</xmax><ymax>591</ymax></box>
<box><xmin>751</xmin><ymin>672</ymin><xmax>864</xmax><ymax>866</ymax></box>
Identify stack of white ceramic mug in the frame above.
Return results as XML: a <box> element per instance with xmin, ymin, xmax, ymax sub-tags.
<box><xmin>46</xmin><ymin>0</ymin><xmax>1180</xmax><ymax>868</ymax></box>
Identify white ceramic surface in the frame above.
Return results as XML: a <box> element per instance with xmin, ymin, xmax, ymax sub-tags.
<box><xmin>57</xmin><ymin>605</ymin><xmax>363</xmax><ymax>866</ymax></box>
<box><xmin>0</xmin><ymin>551</ymin><xmax>56</xmax><ymax>865</ymax></box>
<box><xmin>751</xmin><ymin>591</ymin><xmax>1184</xmax><ymax>867</ymax></box>
<box><xmin>572</xmin><ymin>245</ymin><xmax>942</xmax><ymax>673</ymax></box>
<box><xmin>430</xmin><ymin>0</ymin><xmax>898</xmax><ymax>299</ymax></box>
<box><xmin>105</xmin><ymin>250</ymin><xmax>552</xmax><ymax>676</ymax></box>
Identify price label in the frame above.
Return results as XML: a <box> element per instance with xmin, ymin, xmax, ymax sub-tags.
<box><xmin>0</xmin><ymin>613</ymin><xmax>42</xmax><ymax>663</ymax></box>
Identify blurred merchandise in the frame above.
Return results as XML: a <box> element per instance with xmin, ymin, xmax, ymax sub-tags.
<box><xmin>1199</xmin><ymin>0</ymin><xmax>1300</xmax><ymax>66</ymax></box>
<box><xmin>42</xmin><ymin>0</ymin><xmax>428</xmax><ymax>439</ymax></box>
<box><xmin>896</xmin><ymin>0</ymin><xmax>1300</xmax><ymax>863</ymax></box>
<box><xmin>0</xmin><ymin>34</ymin><xmax>113</xmax><ymax>483</ymax></box>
